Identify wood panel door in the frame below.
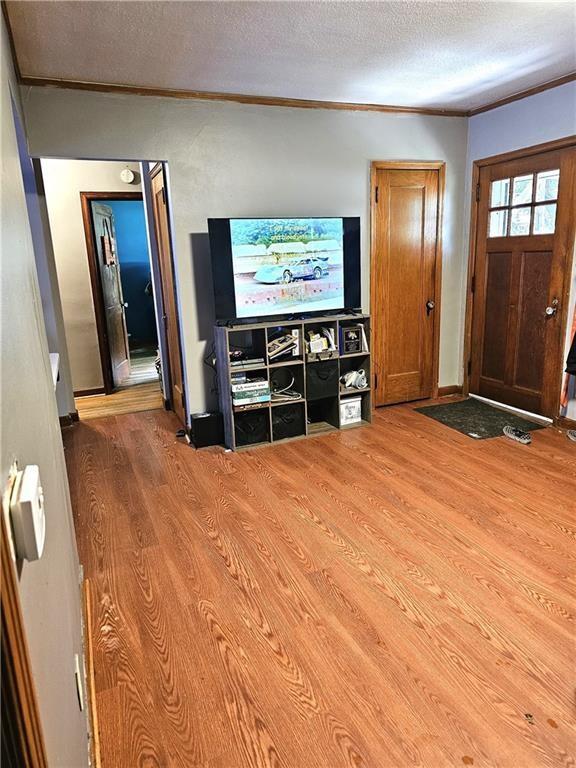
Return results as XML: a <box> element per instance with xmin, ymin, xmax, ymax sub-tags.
<box><xmin>371</xmin><ymin>165</ymin><xmax>442</xmax><ymax>406</ymax></box>
<box><xmin>150</xmin><ymin>167</ymin><xmax>186</xmax><ymax>425</ymax></box>
<box><xmin>91</xmin><ymin>202</ymin><xmax>130</xmax><ymax>387</ymax></box>
<box><xmin>470</xmin><ymin>147</ymin><xmax>576</xmax><ymax>416</ymax></box>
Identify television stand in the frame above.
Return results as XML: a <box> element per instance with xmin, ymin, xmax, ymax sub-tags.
<box><xmin>214</xmin><ymin>313</ymin><xmax>372</xmax><ymax>450</ymax></box>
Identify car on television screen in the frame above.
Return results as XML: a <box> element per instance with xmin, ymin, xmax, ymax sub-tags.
<box><xmin>253</xmin><ymin>257</ymin><xmax>329</xmax><ymax>284</ymax></box>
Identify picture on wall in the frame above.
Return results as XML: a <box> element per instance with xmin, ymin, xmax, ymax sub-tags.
<box><xmin>230</xmin><ymin>217</ymin><xmax>345</xmax><ymax>317</ymax></box>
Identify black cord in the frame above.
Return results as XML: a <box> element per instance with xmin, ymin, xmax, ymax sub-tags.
<box><xmin>203</xmin><ymin>340</ymin><xmax>219</xmax><ymax>396</ymax></box>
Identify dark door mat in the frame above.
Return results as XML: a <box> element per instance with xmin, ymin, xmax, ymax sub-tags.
<box><xmin>415</xmin><ymin>398</ymin><xmax>546</xmax><ymax>440</ymax></box>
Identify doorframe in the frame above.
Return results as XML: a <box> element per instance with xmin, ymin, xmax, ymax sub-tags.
<box><xmin>80</xmin><ymin>191</ymin><xmax>143</xmax><ymax>395</ymax></box>
<box><xmin>462</xmin><ymin>135</ymin><xmax>576</xmax><ymax>420</ymax></box>
<box><xmin>148</xmin><ymin>163</ymin><xmax>188</xmax><ymax>423</ymax></box>
<box><xmin>370</xmin><ymin>160</ymin><xmax>446</xmax><ymax>402</ymax></box>
<box><xmin>1</xmin><ymin>512</ymin><xmax>49</xmax><ymax>767</ymax></box>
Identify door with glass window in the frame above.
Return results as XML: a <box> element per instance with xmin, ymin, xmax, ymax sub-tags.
<box><xmin>470</xmin><ymin>147</ymin><xmax>575</xmax><ymax>416</ymax></box>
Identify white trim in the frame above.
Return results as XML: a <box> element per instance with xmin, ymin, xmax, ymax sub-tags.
<box><xmin>468</xmin><ymin>393</ymin><xmax>552</xmax><ymax>425</ymax></box>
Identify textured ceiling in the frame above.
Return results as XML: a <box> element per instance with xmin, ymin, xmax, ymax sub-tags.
<box><xmin>6</xmin><ymin>1</ymin><xmax>576</xmax><ymax>111</ymax></box>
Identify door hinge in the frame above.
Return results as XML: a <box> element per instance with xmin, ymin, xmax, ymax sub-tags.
<box><xmin>475</xmin><ymin>183</ymin><xmax>481</xmax><ymax>202</ymax></box>
<box><xmin>467</xmin><ymin>360</ymin><xmax>472</xmax><ymax>376</ymax></box>
<box><xmin>470</xmin><ymin>274</ymin><xmax>476</xmax><ymax>293</ymax></box>
<box><xmin>375</xmin><ymin>186</ymin><xmax>379</xmax><ymax>204</ymax></box>
<box><xmin>374</xmin><ymin>373</ymin><xmax>378</xmax><ymax>390</ymax></box>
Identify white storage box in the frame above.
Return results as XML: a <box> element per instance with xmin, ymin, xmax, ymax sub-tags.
<box><xmin>340</xmin><ymin>396</ymin><xmax>362</xmax><ymax>426</ymax></box>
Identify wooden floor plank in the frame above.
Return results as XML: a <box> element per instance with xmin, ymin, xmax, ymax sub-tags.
<box><xmin>75</xmin><ymin>381</ymin><xmax>163</xmax><ymax>420</ymax></box>
<box><xmin>64</xmin><ymin>405</ymin><xmax>576</xmax><ymax>768</ymax></box>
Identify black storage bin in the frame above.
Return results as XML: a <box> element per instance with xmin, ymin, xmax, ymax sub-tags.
<box><xmin>306</xmin><ymin>359</ymin><xmax>339</xmax><ymax>401</ymax></box>
<box><xmin>272</xmin><ymin>403</ymin><xmax>305</xmax><ymax>441</ymax></box>
<box><xmin>235</xmin><ymin>410</ymin><xmax>269</xmax><ymax>447</ymax></box>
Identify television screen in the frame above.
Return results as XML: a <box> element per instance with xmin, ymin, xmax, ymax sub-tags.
<box><xmin>209</xmin><ymin>217</ymin><xmax>360</xmax><ymax>321</ymax></box>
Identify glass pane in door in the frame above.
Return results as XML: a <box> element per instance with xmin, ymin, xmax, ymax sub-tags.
<box><xmin>533</xmin><ymin>204</ymin><xmax>557</xmax><ymax>234</ymax></box>
<box><xmin>510</xmin><ymin>207</ymin><xmax>531</xmax><ymax>236</ymax></box>
<box><xmin>512</xmin><ymin>175</ymin><xmax>533</xmax><ymax>205</ymax></box>
<box><xmin>535</xmin><ymin>170</ymin><xmax>559</xmax><ymax>202</ymax></box>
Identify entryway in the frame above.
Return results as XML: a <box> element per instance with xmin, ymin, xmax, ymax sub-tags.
<box><xmin>39</xmin><ymin>159</ymin><xmax>187</xmax><ymax>423</ymax></box>
<box><xmin>81</xmin><ymin>191</ymin><xmax>159</xmax><ymax>392</ymax></box>
<box><xmin>467</xmin><ymin>140</ymin><xmax>576</xmax><ymax>419</ymax></box>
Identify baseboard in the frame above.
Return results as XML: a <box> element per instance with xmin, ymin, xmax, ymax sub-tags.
<box><xmin>438</xmin><ymin>385</ymin><xmax>463</xmax><ymax>397</ymax></box>
<box><xmin>59</xmin><ymin>410</ymin><xmax>79</xmax><ymax>428</ymax></box>
<box><xmin>558</xmin><ymin>416</ymin><xmax>576</xmax><ymax>430</ymax></box>
<box><xmin>74</xmin><ymin>387</ymin><xmax>105</xmax><ymax>397</ymax></box>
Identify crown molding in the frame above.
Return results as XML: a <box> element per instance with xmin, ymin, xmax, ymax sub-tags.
<box><xmin>18</xmin><ymin>76</ymin><xmax>469</xmax><ymax>117</ymax></box>
<box><xmin>468</xmin><ymin>72</ymin><xmax>576</xmax><ymax>116</ymax></box>
<box><xmin>19</xmin><ymin>72</ymin><xmax>575</xmax><ymax>119</ymax></box>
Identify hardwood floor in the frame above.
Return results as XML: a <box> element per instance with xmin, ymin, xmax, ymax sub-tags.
<box><xmin>63</xmin><ymin>403</ymin><xmax>576</xmax><ymax>768</ymax></box>
<box><xmin>75</xmin><ymin>381</ymin><xmax>163</xmax><ymax>420</ymax></box>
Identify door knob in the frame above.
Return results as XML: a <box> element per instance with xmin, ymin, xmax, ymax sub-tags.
<box><xmin>426</xmin><ymin>300</ymin><xmax>435</xmax><ymax>315</ymax></box>
<box><xmin>545</xmin><ymin>298</ymin><xmax>559</xmax><ymax>317</ymax></box>
<box><xmin>123</xmin><ymin>302</ymin><xmax>129</xmax><ymax>308</ymax></box>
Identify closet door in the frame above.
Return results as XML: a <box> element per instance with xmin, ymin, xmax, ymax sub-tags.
<box><xmin>372</xmin><ymin>165</ymin><xmax>442</xmax><ymax>406</ymax></box>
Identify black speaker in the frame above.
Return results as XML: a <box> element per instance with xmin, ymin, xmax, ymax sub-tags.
<box><xmin>306</xmin><ymin>359</ymin><xmax>339</xmax><ymax>401</ymax></box>
<box><xmin>189</xmin><ymin>412</ymin><xmax>224</xmax><ymax>448</ymax></box>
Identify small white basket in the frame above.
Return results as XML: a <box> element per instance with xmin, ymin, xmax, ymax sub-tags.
<box><xmin>340</xmin><ymin>396</ymin><xmax>362</xmax><ymax>426</ymax></box>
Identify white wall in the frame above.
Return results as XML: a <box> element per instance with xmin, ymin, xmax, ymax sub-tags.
<box><xmin>1</xmin><ymin>18</ymin><xmax>89</xmax><ymax>767</ymax></box>
<box><xmin>466</xmin><ymin>81</ymin><xmax>576</xmax><ymax>418</ymax></box>
<box><xmin>467</xmin><ymin>82</ymin><xmax>576</xmax><ymax>163</ymax></box>
<box><xmin>41</xmin><ymin>158</ymin><xmax>142</xmax><ymax>392</ymax></box>
<box><xmin>22</xmin><ymin>86</ymin><xmax>469</xmax><ymax>412</ymax></box>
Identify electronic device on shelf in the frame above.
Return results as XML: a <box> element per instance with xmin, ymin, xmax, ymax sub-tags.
<box><xmin>208</xmin><ymin>216</ymin><xmax>361</xmax><ymax>322</ymax></box>
<box><xmin>268</xmin><ymin>333</ymin><xmax>298</xmax><ymax>360</ymax></box>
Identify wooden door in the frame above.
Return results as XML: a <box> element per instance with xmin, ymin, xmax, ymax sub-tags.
<box><xmin>371</xmin><ymin>165</ymin><xmax>442</xmax><ymax>406</ymax></box>
<box><xmin>470</xmin><ymin>147</ymin><xmax>575</xmax><ymax>416</ymax></box>
<box><xmin>91</xmin><ymin>203</ymin><xmax>130</xmax><ymax>387</ymax></box>
<box><xmin>150</xmin><ymin>167</ymin><xmax>186</xmax><ymax>425</ymax></box>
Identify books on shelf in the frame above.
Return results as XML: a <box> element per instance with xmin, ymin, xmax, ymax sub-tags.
<box><xmin>233</xmin><ymin>394</ymin><xmax>270</xmax><ymax>406</ymax></box>
<box><xmin>231</xmin><ymin>380</ymin><xmax>268</xmax><ymax>393</ymax></box>
<box><xmin>232</xmin><ymin>393</ymin><xmax>270</xmax><ymax>405</ymax></box>
<box><xmin>231</xmin><ymin>378</ymin><xmax>270</xmax><ymax>406</ymax></box>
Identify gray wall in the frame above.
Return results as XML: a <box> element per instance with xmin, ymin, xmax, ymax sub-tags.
<box><xmin>466</xmin><ymin>82</ymin><xmax>576</xmax><ymax>418</ymax></box>
<box><xmin>1</xmin><ymin>19</ymin><xmax>89</xmax><ymax>768</ymax></box>
<box><xmin>21</xmin><ymin>86</ymin><xmax>469</xmax><ymax>413</ymax></box>
<box><xmin>14</xmin><ymin>122</ymin><xmax>76</xmax><ymax>419</ymax></box>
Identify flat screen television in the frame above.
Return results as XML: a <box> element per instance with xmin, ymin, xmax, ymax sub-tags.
<box><xmin>208</xmin><ymin>216</ymin><xmax>361</xmax><ymax>321</ymax></box>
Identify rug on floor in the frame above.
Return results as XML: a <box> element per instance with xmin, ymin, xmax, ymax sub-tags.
<box><xmin>415</xmin><ymin>398</ymin><xmax>546</xmax><ymax>439</ymax></box>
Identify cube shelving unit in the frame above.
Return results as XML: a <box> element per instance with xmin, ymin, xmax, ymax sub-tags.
<box><xmin>214</xmin><ymin>313</ymin><xmax>372</xmax><ymax>450</ymax></box>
